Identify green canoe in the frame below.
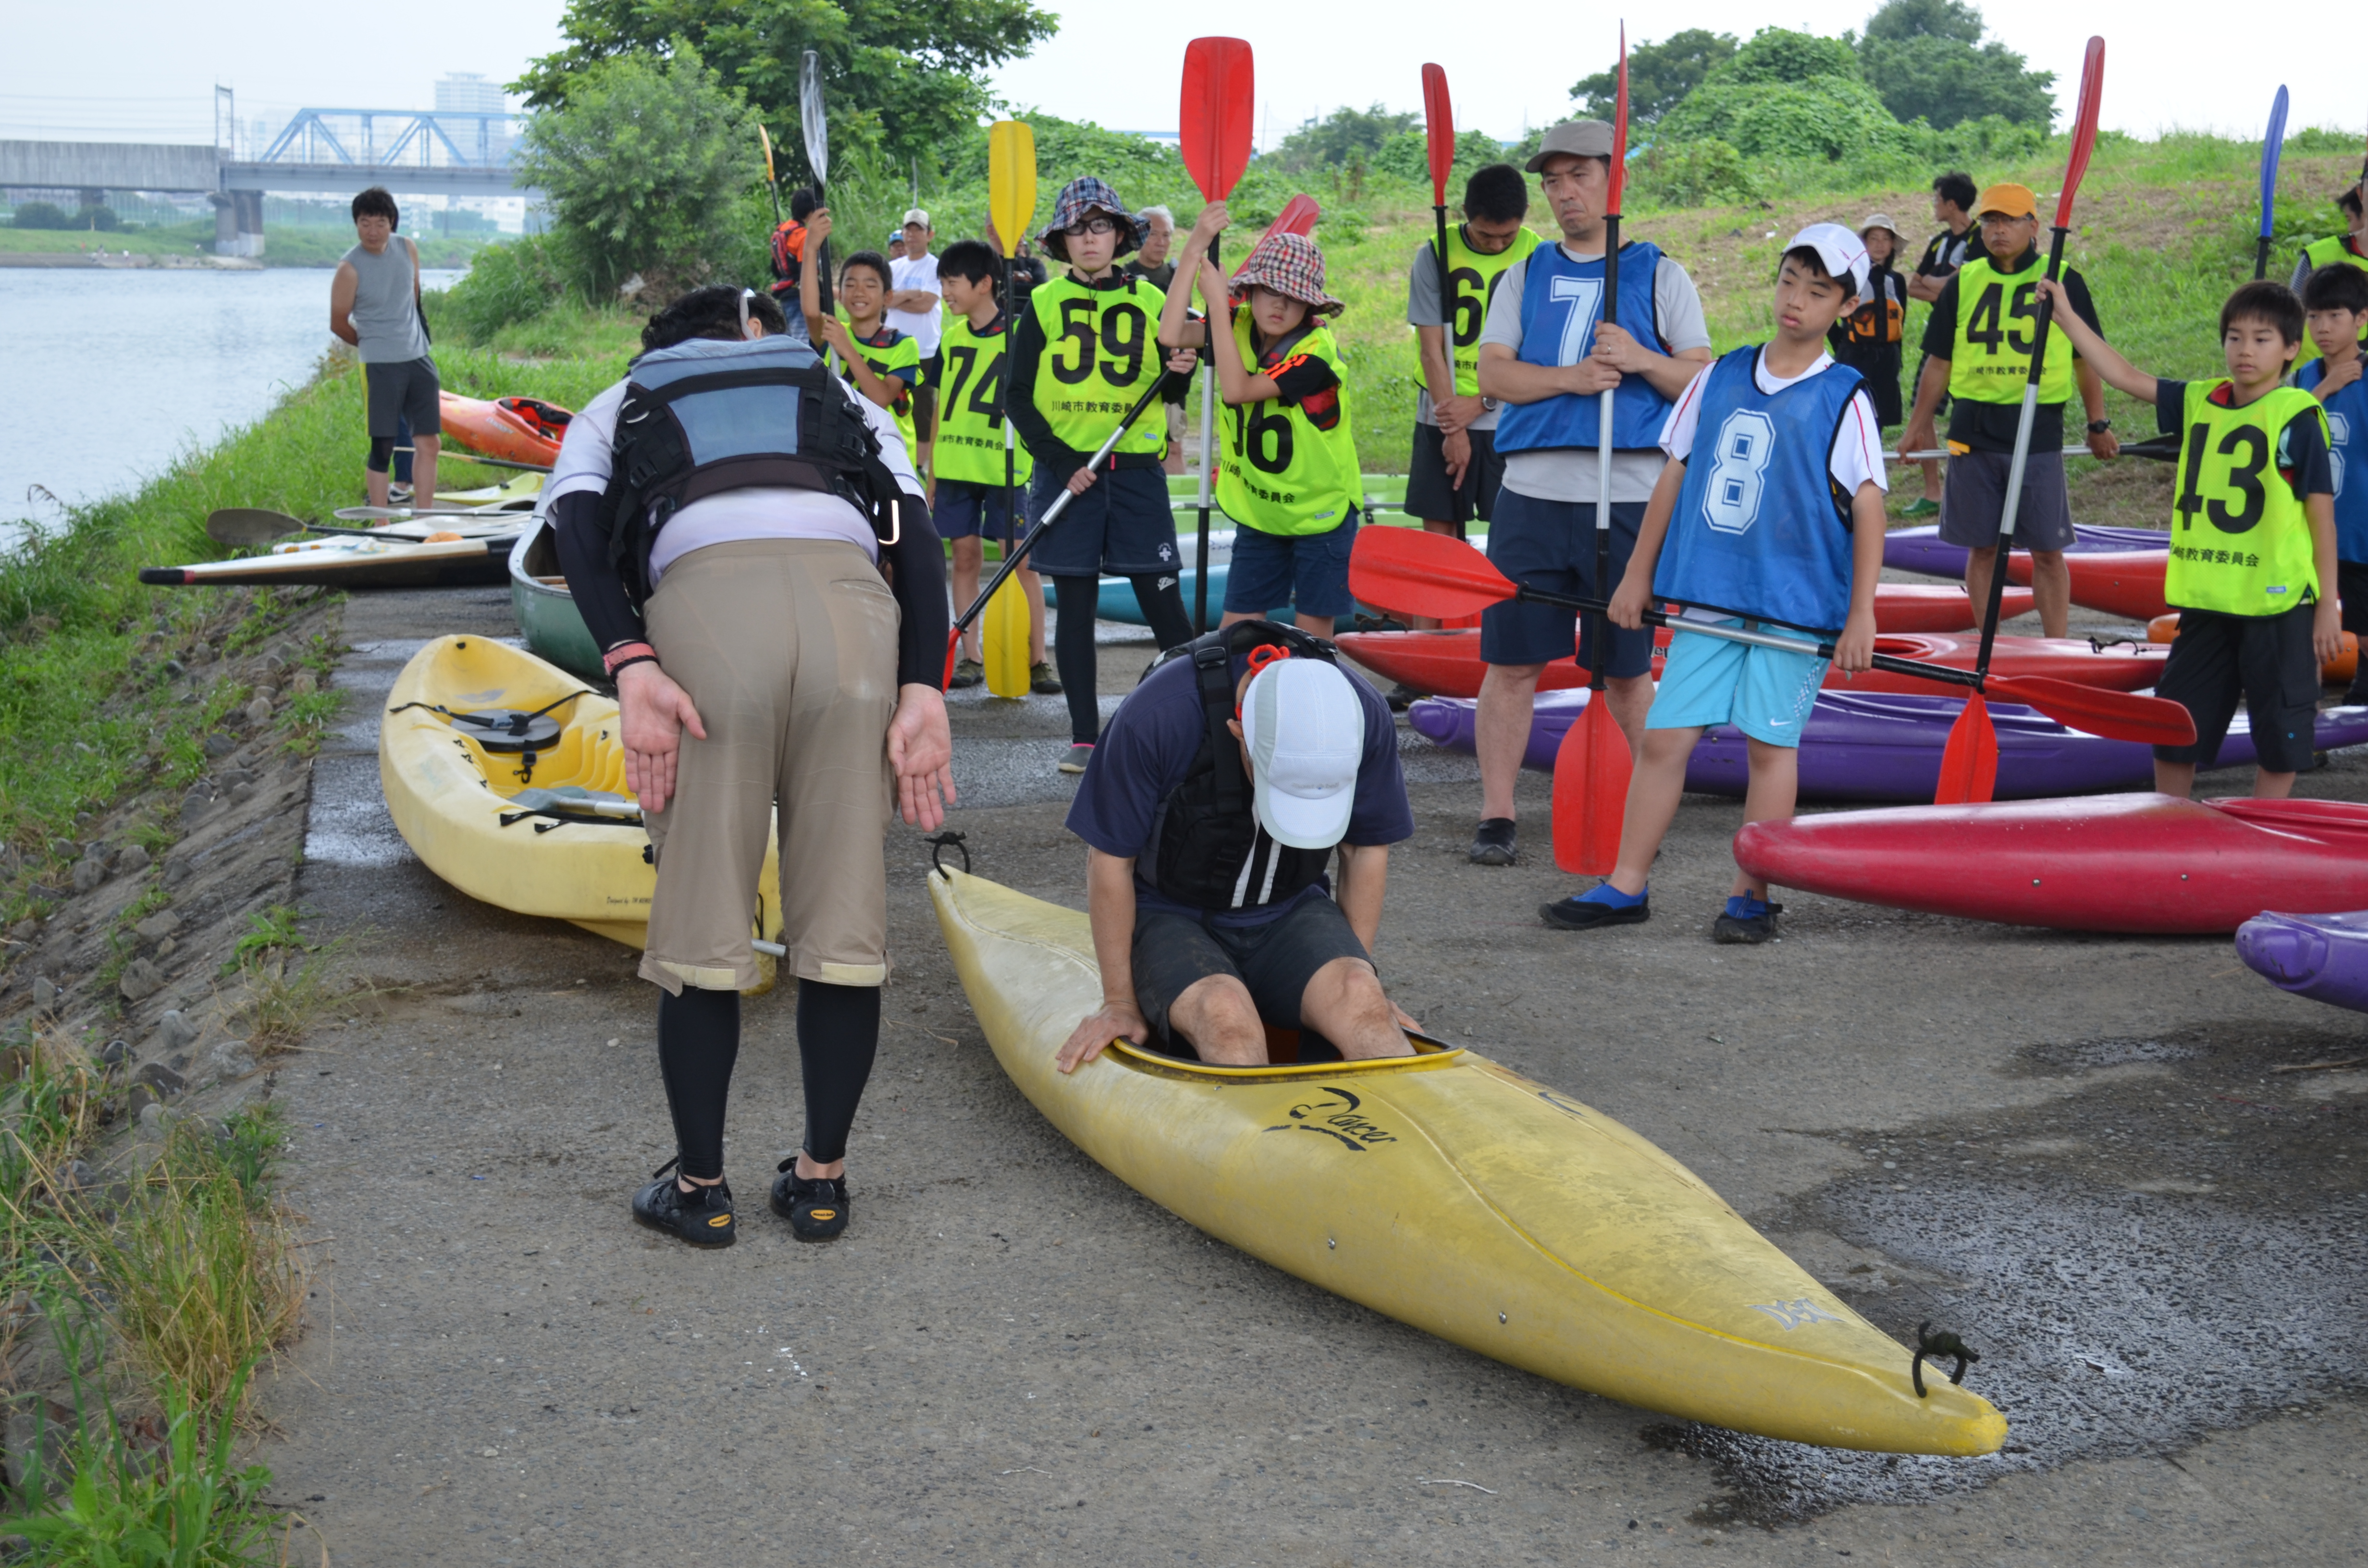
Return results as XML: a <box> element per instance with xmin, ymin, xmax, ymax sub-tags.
<box><xmin>507</xmin><ymin>516</ymin><xmax>605</xmax><ymax>685</ymax></box>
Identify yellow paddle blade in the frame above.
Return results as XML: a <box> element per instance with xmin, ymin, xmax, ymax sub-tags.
<box><xmin>758</xmin><ymin>124</ymin><xmax>776</xmax><ymax>182</ymax></box>
<box><xmin>983</xmin><ymin>569</ymin><xmax>1031</xmax><ymax>697</ymax></box>
<box><xmin>987</xmin><ymin>120</ymin><xmax>1036</xmax><ymax>258</ymax></box>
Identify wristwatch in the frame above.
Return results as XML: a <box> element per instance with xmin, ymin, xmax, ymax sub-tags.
<box><xmin>2086</xmin><ymin>418</ymin><xmax>2112</xmax><ymax>434</ymax></box>
<box><xmin>1481</xmin><ymin>397</ymin><xmax>1500</xmax><ymax>413</ymax></box>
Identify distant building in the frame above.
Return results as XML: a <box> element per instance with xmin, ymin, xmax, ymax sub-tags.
<box><xmin>434</xmin><ymin>73</ymin><xmax>510</xmax><ymax>165</ymax></box>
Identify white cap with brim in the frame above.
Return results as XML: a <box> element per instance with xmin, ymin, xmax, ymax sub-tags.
<box><xmin>1241</xmin><ymin>658</ymin><xmax>1364</xmax><ymax>851</ymax></box>
<box><xmin>1786</xmin><ymin>221</ymin><xmax>1871</xmax><ymax>299</ymax></box>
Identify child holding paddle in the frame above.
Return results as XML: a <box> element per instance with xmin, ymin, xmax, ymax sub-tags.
<box><xmin>798</xmin><ymin>209</ymin><xmax>923</xmax><ymax>464</ymax></box>
<box><xmin>1545</xmin><ymin>226</ymin><xmax>1889</xmax><ymax>943</ymax></box>
<box><xmin>2040</xmin><ymin>276</ymin><xmax>2340</xmax><ymax>798</ymax></box>
<box><xmin>935</xmin><ymin>238</ymin><xmax>1056</xmax><ymax>694</ymax></box>
<box><xmin>2302</xmin><ymin>265</ymin><xmax>2368</xmax><ymax>704</ymax></box>
<box><xmin>1157</xmin><ymin>205</ymin><xmax>1359</xmax><ymax>637</ymax></box>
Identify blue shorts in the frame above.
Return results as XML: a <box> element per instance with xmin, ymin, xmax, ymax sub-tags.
<box><xmin>1223</xmin><ymin>510</ymin><xmax>1358</xmax><ymax>619</ymax></box>
<box><xmin>934</xmin><ymin>479</ymin><xmax>1022</xmax><ymax>544</ymax></box>
<box><xmin>1478</xmin><ymin>490</ymin><xmax>1655</xmax><ymax>678</ymax></box>
<box><xmin>1646</xmin><ymin>617</ymin><xmax>1829</xmax><ymax>748</ymax></box>
<box><xmin>1024</xmin><ymin>463</ymin><xmax>1181</xmax><ymax>578</ymax></box>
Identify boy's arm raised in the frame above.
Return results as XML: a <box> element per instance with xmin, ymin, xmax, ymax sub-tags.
<box><xmin>2035</xmin><ymin>277</ymin><xmax>2157</xmax><ymax>404</ymax></box>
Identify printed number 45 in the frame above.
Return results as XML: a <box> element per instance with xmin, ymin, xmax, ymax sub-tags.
<box><xmin>1550</xmin><ymin>277</ymin><xmax>1605</xmax><ymax>366</ymax></box>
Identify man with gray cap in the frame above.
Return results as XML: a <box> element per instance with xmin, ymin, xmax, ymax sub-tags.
<box><xmin>1468</xmin><ymin>119</ymin><xmax>1714</xmax><ymax>869</ymax></box>
<box><xmin>1057</xmin><ymin>621</ymin><xmax>1418</xmax><ymax>1072</ymax></box>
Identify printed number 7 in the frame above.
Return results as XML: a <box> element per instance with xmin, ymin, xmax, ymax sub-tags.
<box><xmin>1551</xmin><ymin>277</ymin><xmax>1605</xmax><ymax>367</ymax></box>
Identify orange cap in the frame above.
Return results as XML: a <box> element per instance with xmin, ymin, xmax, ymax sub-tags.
<box><xmin>1975</xmin><ymin>183</ymin><xmax>2038</xmax><ymax>220</ymax></box>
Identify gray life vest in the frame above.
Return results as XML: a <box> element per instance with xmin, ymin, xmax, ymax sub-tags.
<box><xmin>597</xmin><ymin>335</ymin><xmax>903</xmax><ymax>601</ymax></box>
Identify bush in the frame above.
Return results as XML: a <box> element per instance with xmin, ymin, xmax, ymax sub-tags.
<box><xmin>1630</xmin><ymin>139</ymin><xmax>1761</xmax><ymax>208</ymax></box>
<box><xmin>73</xmin><ymin>206</ymin><xmax>119</xmax><ymax>232</ymax></box>
<box><xmin>433</xmin><ymin>234</ymin><xmax>571</xmax><ymax>343</ymax></box>
<box><xmin>1663</xmin><ymin>74</ymin><xmax>1912</xmax><ymax>163</ymax></box>
<box><xmin>514</xmin><ymin>43</ymin><xmax>761</xmax><ymax>297</ymax></box>
<box><xmin>10</xmin><ymin>201</ymin><xmax>69</xmax><ymax>230</ymax></box>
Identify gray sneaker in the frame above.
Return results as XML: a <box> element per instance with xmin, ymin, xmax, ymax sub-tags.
<box><xmin>1058</xmin><ymin>743</ymin><xmax>1095</xmax><ymax>774</ymax></box>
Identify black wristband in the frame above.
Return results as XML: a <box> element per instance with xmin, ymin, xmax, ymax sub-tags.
<box><xmin>2087</xmin><ymin>418</ymin><xmax>2111</xmax><ymax>433</ymax></box>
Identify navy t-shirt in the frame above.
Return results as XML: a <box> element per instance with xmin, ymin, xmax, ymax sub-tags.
<box><xmin>1064</xmin><ymin>650</ymin><xmax>1415</xmax><ymax>927</ymax></box>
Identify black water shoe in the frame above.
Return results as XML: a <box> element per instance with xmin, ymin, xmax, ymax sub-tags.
<box><xmin>631</xmin><ymin>1158</ymin><xmax>736</xmax><ymax>1248</ymax></box>
<box><xmin>771</xmin><ymin>1164</ymin><xmax>851</xmax><ymax>1242</ymax></box>
<box><xmin>1712</xmin><ymin>901</ymin><xmax>1784</xmax><ymax>944</ymax></box>
<box><xmin>1468</xmin><ymin>818</ymin><xmax>1517</xmax><ymax>866</ymax></box>
<box><xmin>1540</xmin><ymin>892</ymin><xmax>1650</xmax><ymax>931</ymax></box>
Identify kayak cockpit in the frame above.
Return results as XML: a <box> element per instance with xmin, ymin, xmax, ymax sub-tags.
<box><xmin>1106</xmin><ymin>1030</ymin><xmax>1463</xmax><ymax>1083</ymax></box>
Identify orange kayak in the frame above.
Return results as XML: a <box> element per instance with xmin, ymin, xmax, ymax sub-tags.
<box><xmin>2005</xmin><ymin>548</ymin><xmax>2168</xmax><ymax>621</ymax></box>
<box><xmin>2148</xmin><ymin>612</ymin><xmax>2357</xmax><ymax>683</ymax></box>
<box><xmin>438</xmin><ymin>393</ymin><xmax>573</xmax><ymax>466</ymax></box>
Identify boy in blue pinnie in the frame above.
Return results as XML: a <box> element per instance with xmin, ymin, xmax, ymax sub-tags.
<box><xmin>1543</xmin><ymin>224</ymin><xmax>1888</xmax><ymax>943</ymax></box>
<box><xmin>2300</xmin><ymin>264</ymin><xmax>2368</xmax><ymax>704</ymax></box>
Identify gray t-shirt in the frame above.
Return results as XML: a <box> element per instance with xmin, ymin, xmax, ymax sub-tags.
<box><xmin>1479</xmin><ymin>241</ymin><xmax>1713</xmax><ymax>503</ymax></box>
<box><xmin>339</xmin><ymin>238</ymin><xmax>430</xmax><ymax>363</ymax></box>
<box><xmin>1405</xmin><ymin>240</ymin><xmax>1504</xmax><ymax>433</ymax></box>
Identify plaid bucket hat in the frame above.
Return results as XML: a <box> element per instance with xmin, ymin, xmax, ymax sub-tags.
<box><xmin>1038</xmin><ymin>177</ymin><xmax>1142</xmax><ymax>262</ymax></box>
<box><xmin>1229</xmin><ymin>231</ymin><xmax>1344</xmax><ymax>317</ymax></box>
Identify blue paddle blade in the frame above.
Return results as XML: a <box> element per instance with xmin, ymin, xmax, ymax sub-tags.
<box><xmin>2259</xmin><ymin>85</ymin><xmax>2289</xmax><ymax>240</ymax></box>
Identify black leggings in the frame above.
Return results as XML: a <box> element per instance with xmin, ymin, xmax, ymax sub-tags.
<box><xmin>655</xmin><ymin>979</ymin><xmax>882</xmax><ymax>1180</ymax></box>
<box><xmin>1051</xmin><ymin>574</ymin><xmax>1195</xmax><ymax>744</ymax></box>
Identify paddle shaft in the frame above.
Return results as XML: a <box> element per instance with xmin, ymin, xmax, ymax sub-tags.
<box><xmin>952</xmin><ymin>372</ymin><xmax>1170</xmax><ymax>637</ymax></box>
<box><xmin>448</xmin><ymin>453</ymin><xmax>554</xmax><ymax>474</ymax></box>
<box><xmin>1432</xmin><ymin>203</ymin><xmax>1458</xmax><ymax>539</ymax></box>
<box><xmin>1194</xmin><ymin>233</ymin><xmax>1219</xmax><ymax>633</ymax></box>
<box><xmin>1592</xmin><ymin>211</ymin><xmax>1620</xmax><ymax>691</ymax></box>
<box><xmin>1972</xmin><ymin>223</ymin><xmax>2071</xmax><ymax>678</ymax></box>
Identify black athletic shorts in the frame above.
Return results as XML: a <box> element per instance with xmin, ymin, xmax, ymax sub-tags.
<box><xmin>2154</xmin><ymin>601</ymin><xmax>2321</xmax><ymax>773</ymax></box>
<box><xmin>1404</xmin><ymin>421</ymin><xmax>1505</xmax><ymax>528</ymax></box>
<box><xmin>364</xmin><ymin>356</ymin><xmax>441</xmax><ymax>441</ymax></box>
<box><xmin>2339</xmin><ymin>559</ymin><xmax>2368</xmax><ymax>637</ymax></box>
<box><xmin>1132</xmin><ymin>894</ymin><xmax>1371</xmax><ymax>1062</ymax></box>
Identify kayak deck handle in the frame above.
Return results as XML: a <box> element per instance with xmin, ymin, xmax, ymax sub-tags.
<box><xmin>1912</xmin><ymin>1321</ymin><xmax>1980</xmax><ymax>1397</ymax></box>
<box><xmin>928</xmin><ymin>830</ymin><xmax>971</xmax><ymax>878</ymax></box>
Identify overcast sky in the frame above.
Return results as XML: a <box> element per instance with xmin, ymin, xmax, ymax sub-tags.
<box><xmin>3</xmin><ymin>0</ymin><xmax>2356</xmax><ymax>151</ymax></box>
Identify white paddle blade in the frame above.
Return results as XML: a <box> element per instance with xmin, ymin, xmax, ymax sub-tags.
<box><xmin>800</xmin><ymin>51</ymin><xmax>828</xmax><ymax>182</ymax></box>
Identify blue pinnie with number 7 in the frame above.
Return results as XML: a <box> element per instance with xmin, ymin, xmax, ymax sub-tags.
<box><xmin>1537</xmin><ymin>224</ymin><xmax>1891</xmax><ymax>943</ymax></box>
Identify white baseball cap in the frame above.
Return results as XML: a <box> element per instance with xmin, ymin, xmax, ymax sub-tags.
<box><xmin>1239</xmin><ymin>656</ymin><xmax>1364</xmax><ymax>850</ymax></box>
<box><xmin>901</xmin><ymin>208</ymin><xmax>931</xmax><ymax>228</ymax></box>
<box><xmin>1786</xmin><ymin>221</ymin><xmax>1870</xmax><ymax>298</ymax></box>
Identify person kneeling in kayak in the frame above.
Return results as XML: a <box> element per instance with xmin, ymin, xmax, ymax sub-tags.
<box><xmin>1057</xmin><ymin>622</ymin><xmax>1419</xmax><ymax>1071</ymax></box>
<box><xmin>549</xmin><ymin>284</ymin><xmax>956</xmax><ymax>1247</ymax></box>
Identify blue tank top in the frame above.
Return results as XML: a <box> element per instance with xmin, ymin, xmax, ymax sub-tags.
<box><xmin>2300</xmin><ymin>357</ymin><xmax>2368</xmax><ymax>561</ymax></box>
<box><xmin>1654</xmin><ymin>347</ymin><xmax>1865</xmax><ymax>635</ymax></box>
<box><xmin>1493</xmin><ymin>240</ymin><xmax>1672</xmax><ymax>455</ymax></box>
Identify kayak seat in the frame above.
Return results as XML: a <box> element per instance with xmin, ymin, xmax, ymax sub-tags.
<box><xmin>1140</xmin><ymin>1022</ymin><xmax>1344</xmax><ymax>1066</ymax></box>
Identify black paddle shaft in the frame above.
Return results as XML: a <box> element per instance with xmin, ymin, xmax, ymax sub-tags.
<box><xmin>1431</xmin><ymin>203</ymin><xmax>1461</xmax><ymax>542</ymax></box>
<box><xmin>1193</xmin><ymin>232</ymin><xmax>1220</xmax><ymax>635</ymax></box>
<box><xmin>1972</xmin><ymin>223</ymin><xmax>2071</xmax><ymax>678</ymax></box>
<box><xmin>1505</xmin><ymin>581</ymin><xmax>1992</xmax><ymax>696</ymax></box>
<box><xmin>1590</xmin><ymin>211</ymin><xmax>1622</xmax><ymax>694</ymax></box>
<box><xmin>953</xmin><ymin>373</ymin><xmax>1171</xmax><ymax>637</ymax></box>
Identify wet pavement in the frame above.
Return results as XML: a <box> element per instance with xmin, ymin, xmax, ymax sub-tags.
<box><xmin>261</xmin><ymin>584</ymin><xmax>2367</xmax><ymax>1564</ymax></box>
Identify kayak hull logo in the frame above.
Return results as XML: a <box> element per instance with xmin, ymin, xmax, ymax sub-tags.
<box><xmin>1264</xmin><ymin>1086</ymin><xmax>1397</xmax><ymax>1152</ymax></box>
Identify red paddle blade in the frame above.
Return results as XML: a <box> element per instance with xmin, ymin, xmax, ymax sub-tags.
<box><xmin>1231</xmin><ymin>194</ymin><xmax>1321</xmax><ymax>277</ymax></box>
<box><xmin>1986</xmin><ymin>674</ymin><xmax>2197</xmax><ymax>746</ymax></box>
<box><xmin>942</xmin><ymin>628</ymin><xmax>962</xmax><ymax>689</ymax></box>
<box><xmin>1421</xmin><ymin>63</ymin><xmax>1455</xmax><ymax>204</ymax></box>
<box><xmin>1349</xmin><ymin>526</ymin><xmax>1516</xmax><ymax>621</ymax></box>
<box><xmin>1934</xmin><ymin>693</ymin><xmax>1999</xmax><ymax>805</ymax></box>
<box><xmin>2056</xmin><ymin>37</ymin><xmax>2107</xmax><ymax>226</ymax></box>
<box><xmin>1608</xmin><ymin>25</ymin><xmax>1629</xmax><ymax>214</ymax></box>
<box><xmin>1554</xmin><ymin>696</ymin><xmax>1631</xmax><ymax>874</ymax></box>
<box><xmin>1181</xmin><ymin>37</ymin><xmax>1254</xmax><ymax>201</ymax></box>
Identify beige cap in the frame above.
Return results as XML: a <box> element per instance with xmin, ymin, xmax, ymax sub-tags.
<box><xmin>1525</xmin><ymin>120</ymin><xmax>1615</xmax><ymax>172</ymax></box>
<box><xmin>1860</xmin><ymin>212</ymin><xmax>1904</xmax><ymax>244</ymax></box>
<box><xmin>901</xmin><ymin>208</ymin><xmax>930</xmax><ymax>228</ymax></box>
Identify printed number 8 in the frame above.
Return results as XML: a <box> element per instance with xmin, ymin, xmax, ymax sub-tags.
<box><xmin>1704</xmin><ymin>410</ymin><xmax>1775</xmax><ymax>534</ymax></box>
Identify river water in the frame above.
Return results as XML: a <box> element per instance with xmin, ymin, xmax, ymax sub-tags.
<box><xmin>0</xmin><ymin>266</ymin><xmax>462</xmax><ymax>526</ymax></box>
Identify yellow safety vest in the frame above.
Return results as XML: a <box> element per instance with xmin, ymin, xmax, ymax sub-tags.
<box><xmin>2167</xmin><ymin>380</ymin><xmax>2327</xmax><ymax>615</ymax></box>
<box><xmin>1026</xmin><ymin>273</ymin><xmax>1167</xmax><ymax>458</ymax></box>
<box><xmin>1217</xmin><ymin>311</ymin><xmax>1358</xmax><ymax>537</ymax></box>
<box><xmin>1432</xmin><ymin>224</ymin><xmax>1542</xmax><ymax>399</ymax></box>
<box><xmin>931</xmin><ymin>311</ymin><xmax>1032</xmax><ymax>488</ymax></box>
<box><xmin>1947</xmin><ymin>256</ymin><xmax>2075</xmax><ymax>406</ymax></box>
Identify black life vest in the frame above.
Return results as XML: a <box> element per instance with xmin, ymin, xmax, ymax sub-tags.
<box><xmin>595</xmin><ymin>335</ymin><xmax>904</xmax><ymax>603</ymax></box>
<box><xmin>1146</xmin><ymin>619</ymin><xmax>1346</xmax><ymax>914</ymax></box>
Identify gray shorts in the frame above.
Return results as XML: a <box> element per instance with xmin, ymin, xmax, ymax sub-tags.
<box><xmin>1937</xmin><ymin>447</ymin><xmax>2074</xmax><ymax>552</ymax></box>
<box><xmin>364</xmin><ymin>356</ymin><xmax>442</xmax><ymax>440</ymax></box>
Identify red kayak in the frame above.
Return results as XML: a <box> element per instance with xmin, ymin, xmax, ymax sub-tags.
<box><xmin>1734</xmin><ymin>794</ymin><xmax>2368</xmax><ymax>934</ymax></box>
<box><xmin>1334</xmin><ymin>628</ymin><xmax>2164</xmax><ymax>701</ymax></box>
<box><xmin>1874</xmin><ymin>584</ymin><xmax>2035</xmax><ymax>631</ymax></box>
<box><xmin>2006</xmin><ymin>549</ymin><xmax>2168</xmax><ymax>621</ymax></box>
<box><xmin>438</xmin><ymin>393</ymin><xmax>573</xmax><ymax>466</ymax></box>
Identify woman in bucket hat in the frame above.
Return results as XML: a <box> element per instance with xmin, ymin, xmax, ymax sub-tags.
<box><xmin>1159</xmin><ymin>205</ymin><xmax>1360</xmax><ymax>637</ymax></box>
<box><xmin>1008</xmin><ymin>175</ymin><xmax>1203</xmax><ymax>773</ymax></box>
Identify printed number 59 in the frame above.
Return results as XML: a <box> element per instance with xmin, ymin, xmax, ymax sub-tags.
<box><xmin>1550</xmin><ymin>277</ymin><xmax>1605</xmax><ymax>366</ymax></box>
<box><xmin>1704</xmin><ymin>410</ymin><xmax>1775</xmax><ymax>534</ymax></box>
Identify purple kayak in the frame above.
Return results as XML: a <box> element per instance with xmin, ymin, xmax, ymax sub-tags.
<box><xmin>1884</xmin><ymin>523</ymin><xmax>2168</xmax><ymax>580</ymax></box>
<box><xmin>1406</xmin><ymin>691</ymin><xmax>2368</xmax><ymax>804</ymax></box>
<box><xmin>2236</xmin><ymin>911</ymin><xmax>2368</xmax><ymax>1014</ymax></box>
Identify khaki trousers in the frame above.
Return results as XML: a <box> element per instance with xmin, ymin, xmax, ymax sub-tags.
<box><xmin>639</xmin><ymin>539</ymin><xmax>899</xmax><ymax>994</ymax></box>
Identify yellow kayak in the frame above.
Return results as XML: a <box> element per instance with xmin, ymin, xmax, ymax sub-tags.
<box><xmin>928</xmin><ymin>867</ymin><xmax>2005</xmax><ymax>1455</ymax></box>
<box><xmin>380</xmin><ymin>636</ymin><xmax>783</xmax><ymax>962</ymax></box>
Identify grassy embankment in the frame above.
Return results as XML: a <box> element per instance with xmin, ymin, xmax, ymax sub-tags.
<box><xmin>0</xmin><ymin>221</ymin><xmax>494</xmax><ymax>268</ymax></box>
